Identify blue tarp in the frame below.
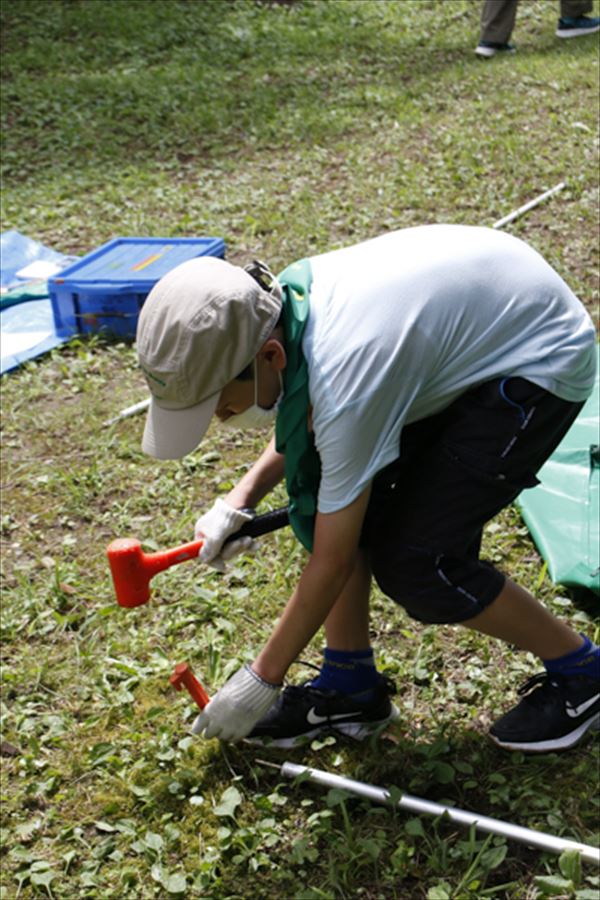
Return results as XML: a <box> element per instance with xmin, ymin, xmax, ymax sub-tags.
<box><xmin>1</xmin><ymin>230</ymin><xmax>76</xmax><ymax>292</ymax></box>
<box><xmin>1</xmin><ymin>298</ymin><xmax>68</xmax><ymax>375</ymax></box>
<box><xmin>1</xmin><ymin>231</ymin><xmax>77</xmax><ymax>374</ymax></box>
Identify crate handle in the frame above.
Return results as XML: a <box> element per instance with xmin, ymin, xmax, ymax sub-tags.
<box><xmin>73</xmin><ymin>312</ymin><xmax>139</xmax><ymax>319</ymax></box>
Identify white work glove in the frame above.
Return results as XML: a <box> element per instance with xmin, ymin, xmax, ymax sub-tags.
<box><xmin>194</xmin><ymin>498</ymin><xmax>257</xmax><ymax>572</ymax></box>
<box><xmin>191</xmin><ymin>664</ymin><xmax>281</xmax><ymax>742</ymax></box>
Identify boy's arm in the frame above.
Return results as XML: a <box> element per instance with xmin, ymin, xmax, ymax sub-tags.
<box><xmin>192</xmin><ymin>486</ymin><xmax>371</xmax><ymax>741</ymax></box>
<box><xmin>225</xmin><ymin>435</ymin><xmax>285</xmax><ymax>509</ymax></box>
<box><xmin>253</xmin><ymin>486</ymin><xmax>371</xmax><ymax>683</ymax></box>
<box><xmin>194</xmin><ymin>436</ymin><xmax>285</xmax><ymax>569</ymax></box>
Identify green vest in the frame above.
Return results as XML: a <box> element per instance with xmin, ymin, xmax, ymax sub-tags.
<box><xmin>275</xmin><ymin>259</ymin><xmax>320</xmax><ymax>552</ymax></box>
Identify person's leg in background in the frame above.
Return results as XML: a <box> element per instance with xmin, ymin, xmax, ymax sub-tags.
<box><xmin>561</xmin><ymin>0</ymin><xmax>593</xmax><ymax>12</ymax></box>
<box><xmin>476</xmin><ymin>0</ymin><xmax>519</xmax><ymax>56</ymax></box>
<box><xmin>557</xmin><ymin>0</ymin><xmax>600</xmax><ymax>37</ymax></box>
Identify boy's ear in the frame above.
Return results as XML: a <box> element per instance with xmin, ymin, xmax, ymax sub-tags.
<box><xmin>259</xmin><ymin>338</ymin><xmax>287</xmax><ymax>370</ymax></box>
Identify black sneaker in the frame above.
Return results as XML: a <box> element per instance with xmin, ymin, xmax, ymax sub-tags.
<box><xmin>556</xmin><ymin>15</ymin><xmax>600</xmax><ymax>38</ymax></box>
<box><xmin>245</xmin><ymin>676</ymin><xmax>400</xmax><ymax>748</ymax></box>
<box><xmin>490</xmin><ymin>672</ymin><xmax>600</xmax><ymax>752</ymax></box>
<box><xmin>475</xmin><ymin>41</ymin><xmax>516</xmax><ymax>58</ymax></box>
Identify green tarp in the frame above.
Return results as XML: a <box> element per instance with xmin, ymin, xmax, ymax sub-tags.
<box><xmin>516</xmin><ymin>347</ymin><xmax>599</xmax><ymax>596</ymax></box>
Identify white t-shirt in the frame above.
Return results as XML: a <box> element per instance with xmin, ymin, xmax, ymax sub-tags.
<box><xmin>302</xmin><ymin>225</ymin><xmax>596</xmax><ymax>514</ymax></box>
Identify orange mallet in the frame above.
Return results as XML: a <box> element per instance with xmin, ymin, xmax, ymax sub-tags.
<box><xmin>170</xmin><ymin>662</ymin><xmax>210</xmax><ymax>710</ymax></box>
<box><xmin>106</xmin><ymin>507</ymin><xmax>289</xmax><ymax>608</ymax></box>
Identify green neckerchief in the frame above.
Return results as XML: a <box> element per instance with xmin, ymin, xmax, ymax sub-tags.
<box><xmin>275</xmin><ymin>259</ymin><xmax>320</xmax><ymax>552</ymax></box>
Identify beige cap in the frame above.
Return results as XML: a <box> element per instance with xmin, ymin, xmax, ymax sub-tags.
<box><xmin>136</xmin><ymin>256</ymin><xmax>282</xmax><ymax>459</ymax></box>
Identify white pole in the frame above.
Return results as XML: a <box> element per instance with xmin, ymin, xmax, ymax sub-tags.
<box><xmin>492</xmin><ymin>182</ymin><xmax>566</xmax><ymax>230</ymax></box>
<box><xmin>281</xmin><ymin>763</ymin><xmax>600</xmax><ymax>865</ymax></box>
<box><xmin>103</xmin><ymin>397</ymin><xmax>150</xmax><ymax>427</ymax></box>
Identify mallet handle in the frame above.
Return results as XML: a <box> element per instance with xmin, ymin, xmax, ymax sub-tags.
<box><xmin>229</xmin><ymin>506</ymin><xmax>289</xmax><ymax>541</ymax></box>
<box><xmin>144</xmin><ymin>506</ymin><xmax>290</xmax><ymax>578</ymax></box>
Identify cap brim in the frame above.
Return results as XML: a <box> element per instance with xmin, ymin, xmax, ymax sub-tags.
<box><xmin>142</xmin><ymin>392</ymin><xmax>220</xmax><ymax>460</ymax></box>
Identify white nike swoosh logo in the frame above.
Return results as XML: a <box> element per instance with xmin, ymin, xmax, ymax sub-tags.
<box><xmin>306</xmin><ymin>708</ymin><xmax>358</xmax><ymax>725</ymax></box>
<box><xmin>565</xmin><ymin>694</ymin><xmax>600</xmax><ymax>718</ymax></box>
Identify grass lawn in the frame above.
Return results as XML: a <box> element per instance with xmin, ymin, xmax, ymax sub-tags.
<box><xmin>1</xmin><ymin>1</ymin><xmax>599</xmax><ymax>898</ymax></box>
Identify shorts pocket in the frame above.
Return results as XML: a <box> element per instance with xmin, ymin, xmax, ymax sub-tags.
<box><xmin>442</xmin><ymin>443</ymin><xmax>540</xmax><ymax>492</ymax></box>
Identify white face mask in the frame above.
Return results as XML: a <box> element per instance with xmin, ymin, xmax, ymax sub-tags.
<box><xmin>223</xmin><ymin>366</ymin><xmax>283</xmax><ymax>430</ymax></box>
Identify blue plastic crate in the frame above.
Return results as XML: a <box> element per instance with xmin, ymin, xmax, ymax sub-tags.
<box><xmin>48</xmin><ymin>236</ymin><xmax>225</xmax><ymax>339</ymax></box>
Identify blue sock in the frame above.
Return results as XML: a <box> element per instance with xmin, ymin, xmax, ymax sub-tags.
<box><xmin>543</xmin><ymin>634</ymin><xmax>600</xmax><ymax>680</ymax></box>
<box><xmin>310</xmin><ymin>648</ymin><xmax>379</xmax><ymax>699</ymax></box>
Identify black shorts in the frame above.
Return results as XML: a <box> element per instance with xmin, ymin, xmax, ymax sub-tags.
<box><xmin>360</xmin><ymin>378</ymin><xmax>584</xmax><ymax>624</ymax></box>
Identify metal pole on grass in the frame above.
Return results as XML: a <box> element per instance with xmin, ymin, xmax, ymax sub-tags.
<box><xmin>103</xmin><ymin>397</ymin><xmax>150</xmax><ymax>427</ymax></box>
<box><xmin>492</xmin><ymin>182</ymin><xmax>566</xmax><ymax>230</ymax></box>
<box><xmin>279</xmin><ymin>762</ymin><xmax>600</xmax><ymax>865</ymax></box>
